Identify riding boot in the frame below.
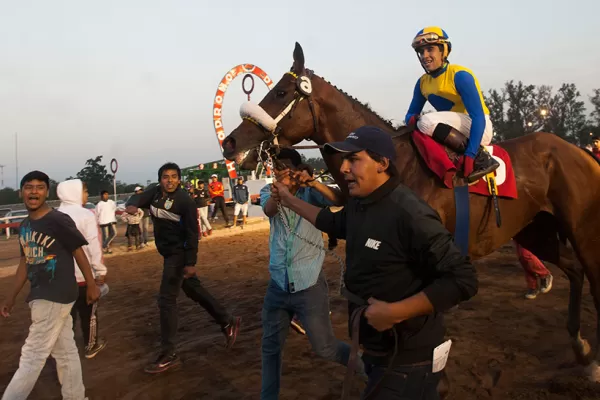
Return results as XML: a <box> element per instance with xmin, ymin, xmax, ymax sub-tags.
<box><xmin>432</xmin><ymin>123</ymin><xmax>468</xmax><ymax>153</ymax></box>
<box><xmin>468</xmin><ymin>147</ymin><xmax>500</xmax><ymax>183</ymax></box>
<box><xmin>432</xmin><ymin>123</ymin><xmax>499</xmax><ymax>182</ymax></box>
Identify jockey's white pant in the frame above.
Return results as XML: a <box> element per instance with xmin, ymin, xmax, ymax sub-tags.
<box><xmin>416</xmin><ymin>111</ymin><xmax>495</xmax><ymax>146</ymax></box>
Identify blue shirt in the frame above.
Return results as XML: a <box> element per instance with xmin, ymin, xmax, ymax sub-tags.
<box><xmin>260</xmin><ymin>184</ymin><xmax>332</xmax><ymax>293</ymax></box>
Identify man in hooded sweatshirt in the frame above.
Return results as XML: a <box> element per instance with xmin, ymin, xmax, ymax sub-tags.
<box><xmin>58</xmin><ymin>179</ymin><xmax>108</xmax><ymax>358</ymax></box>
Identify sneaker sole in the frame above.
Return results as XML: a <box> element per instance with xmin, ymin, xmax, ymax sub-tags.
<box><xmin>85</xmin><ymin>342</ymin><xmax>107</xmax><ymax>359</ymax></box>
<box><xmin>144</xmin><ymin>359</ymin><xmax>182</xmax><ymax>374</ymax></box>
<box><xmin>226</xmin><ymin>317</ymin><xmax>241</xmax><ymax>349</ymax></box>
<box><xmin>539</xmin><ymin>277</ymin><xmax>553</xmax><ymax>294</ymax></box>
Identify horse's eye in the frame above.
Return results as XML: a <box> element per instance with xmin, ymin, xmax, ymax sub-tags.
<box><xmin>276</xmin><ymin>90</ymin><xmax>286</xmax><ymax>98</ymax></box>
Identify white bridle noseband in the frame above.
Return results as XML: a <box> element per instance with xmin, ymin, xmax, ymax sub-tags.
<box><xmin>239</xmin><ymin>71</ymin><xmax>317</xmax><ymax>146</ymax></box>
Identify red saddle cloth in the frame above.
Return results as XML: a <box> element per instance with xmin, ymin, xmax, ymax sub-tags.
<box><xmin>411</xmin><ymin>130</ymin><xmax>518</xmax><ymax>199</ymax></box>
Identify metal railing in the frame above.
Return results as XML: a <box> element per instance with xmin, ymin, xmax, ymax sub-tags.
<box><xmin>0</xmin><ymin>215</ymin><xmax>24</xmax><ymax>239</ymax></box>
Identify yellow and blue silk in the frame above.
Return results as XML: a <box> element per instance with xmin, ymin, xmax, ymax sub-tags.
<box><xmin>405</xmin><ymin>64</ymin><xmax>489</xmax><ymax>158</ymax></box>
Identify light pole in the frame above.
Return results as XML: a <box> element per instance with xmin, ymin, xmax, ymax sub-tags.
<box><xmin>0</xmin><ymin>164</ymin><xmax>4</xmax><ymax>189</ymax></box>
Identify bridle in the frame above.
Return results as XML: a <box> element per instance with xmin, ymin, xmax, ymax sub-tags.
<box><xmin>240</xmin><ymin>69</ymin><xmax>320</xmax><ymax>149</ymax></box>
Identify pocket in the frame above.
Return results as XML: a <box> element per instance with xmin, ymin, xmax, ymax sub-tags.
<box><xmin>364</xmin><ymin>366</ymin><xmax>410</xmax><ymax>398</ymax></box>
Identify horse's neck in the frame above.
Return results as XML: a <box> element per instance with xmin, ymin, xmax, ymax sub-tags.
<box><xmin>312</xmin><ymin>78</ymin><xmax>433</xmax><ymax>196</ymax></box>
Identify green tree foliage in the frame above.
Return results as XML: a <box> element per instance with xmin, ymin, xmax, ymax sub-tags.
<box><xmin>75</xmin><ymin>156</ymin><xmax>113</xmax><ymax>196</ymax></box>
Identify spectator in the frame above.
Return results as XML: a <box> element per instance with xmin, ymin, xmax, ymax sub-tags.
<box><xmin>232</xmin><ymin>177</ymin><xmax>249</xmax><ymax>229</ymax></box>
<box><xmin>592</xmin><ymin>136</ymin><xmax>600</xmax><ymax>159</ymax></box>
<box><xmin>96</xmin><ymin>190</ymin><xmax>117</xmax><ymax>254</ymax></box>
<box><xmin>195</xmin><ymin>181</ymin><xmax>212</xmax><ymax>237</ymax></box>
<box><xmin>121</xmin><ymin>207</ymin><xmax>144</xmax><ymax>251</ymax></box>
<box><xmin>209</xmin><ymin>174</ymin><xmax>231</xmax><ymax>227</ymax></box>
<box><xmin>57</xmin><ymin>179</ymin><xmax>108</xmax><ymax>358</ymax></box>
<box><xmin>135</xmin><ymin>186</ymin><xmax>151</xmax><ymax>247</ymax></box>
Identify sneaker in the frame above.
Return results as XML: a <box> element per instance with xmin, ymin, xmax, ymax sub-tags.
<box><xmin>290</xmin><ymin>317</ymin><xmax>306</xmax><ymax>335</ymax></box>
<box><xmin>207</xmin><ymin>229</ymin><xmax>213</xmax><ymax>236</ymax></box>
<box><xmin>202</xmin><ymin>232</ymin><xmax>208</xmax><ymax>237</ymax></box>
<box><xmin>127</xmin><ymin>247</ymin><xmax>133</xmax><ymax>252</ymax></box>
<box><xmin>539</xmin><ymin>274</ymin><xmax>553</xmax><ymax>294</ymax></box>
<box><xmin>85</xmin><ymin>339</ymin><xmax>107</xmax><ymax>359</ymax></box>
<box><xmin>222</xmin><ymin>316</ymin><xmax>241</xmax><ymax>349</ymax></box>
<box><xmin>144</xmin><ymin>352</ymin><xmax>181</xmax><ymax>374</ymax></box>
<box><xmin>525</xmin><ymin>288</ymin><xmax>538</xmax><ymax>300</ymax></box>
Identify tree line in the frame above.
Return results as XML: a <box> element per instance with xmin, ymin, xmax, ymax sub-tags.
<box><xmin>484</xmin><ymin>81</ymin><xmax>600</xmax><ymax>145</ymax></box>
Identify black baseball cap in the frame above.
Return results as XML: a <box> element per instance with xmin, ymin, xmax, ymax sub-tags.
<box><xmin>324</xmin><ymin>126</ymin><xmax>395</xmax><ymax>160</ymax></box>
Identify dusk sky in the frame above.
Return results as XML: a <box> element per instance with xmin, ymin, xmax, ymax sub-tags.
<box><xmin>0</xmin><ymin>0</ymin><xmax>597</xmax><ymax>188</ymax></box>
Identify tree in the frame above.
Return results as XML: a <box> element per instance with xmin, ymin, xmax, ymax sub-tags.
<box><xmin>503</xmin><ymin>80</ymin><xmax>537</xmax><ymax>139</ymax></box>
<box><xmin>590</xmin><ymin>89</ymin><xmax>600</xmax><ymax>127</ymax></box>
<box><xmin>300</xmin><ymin>155</ymin><xmax>328</xmax><ymax>172</ymax></box>
<box><xmin>75</xmin><ymin>156</ymin><xmax>113</xmax><ymax>196</ymax></box>
<box><xmin>484</xmin><ymin>89</ymin><xmax>507</xmax><ymax>142</ymax></box>
<box><xmin>539</xmin><ymin>83</ymin><xmax>586</xmax><ymax>143</ymax></box>
<box><xmin>0</xmin><ymin>188</ymin><xmax>20</xmax><ymax>205</ymax></box>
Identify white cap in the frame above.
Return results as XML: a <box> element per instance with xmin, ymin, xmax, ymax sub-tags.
<box><xmin>134</xmin><ymin>186</ymin><xmax>143</xmax><ymax>191</ymax></box>
<box><xmin>211</xmin><ymin>174</ymin><xmax>218</xmax><ymax>178</ymax></box>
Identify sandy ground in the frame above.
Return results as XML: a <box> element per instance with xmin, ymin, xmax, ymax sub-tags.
<box><xmin>1</xmin><ymin>220</ymin><xmax>600</xmax><ymax>399</ymax></box>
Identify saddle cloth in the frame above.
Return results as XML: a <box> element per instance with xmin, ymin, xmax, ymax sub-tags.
<box><xmin>411</xmin><ymin>130</ymin><xmax>518</xmax><ymax>199</ymax></box>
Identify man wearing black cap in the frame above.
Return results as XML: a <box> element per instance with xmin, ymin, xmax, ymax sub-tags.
<box><xmin>270</xmin><ymin>126</ymin><xmax>478</xmax><ymax>399</ymax></box>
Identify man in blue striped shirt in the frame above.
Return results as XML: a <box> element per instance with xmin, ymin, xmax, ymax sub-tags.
<box><xmin>259</xmin><ymin>149</ymin><xmax>359</xmax><ymax>399</ymax></box>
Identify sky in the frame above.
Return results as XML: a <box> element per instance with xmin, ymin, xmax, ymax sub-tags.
<box><xmin>0</xmin><ymin>0</ymin><xmax>598</xmax><ymax>188</ymax></box>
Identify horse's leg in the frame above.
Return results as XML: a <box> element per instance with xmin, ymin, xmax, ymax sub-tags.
<box><xmin>514</xmin><ymin>214</ymin><xmax>591</xmax><ymax>370</ymax></box>
<box><xmin>568</xmin><ymin>239</ymin><xmax>600</xmax><ymax>381</ymax></box>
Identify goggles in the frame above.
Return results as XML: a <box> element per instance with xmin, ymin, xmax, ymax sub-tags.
<box><xmin>412</xmin><ymin>32</ymin><xmax>448</xmax><ymax>50</ymax></box>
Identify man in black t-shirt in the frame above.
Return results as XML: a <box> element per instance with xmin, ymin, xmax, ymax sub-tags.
<box><xmin>1</xmin><ymin>171</ymin><xmax>100</xmax><ymax>400</ymax></box>
<box><xmin>193</xmin><ymin>181</ymin><xmax>212</xmax><ymax>237</ymax></box>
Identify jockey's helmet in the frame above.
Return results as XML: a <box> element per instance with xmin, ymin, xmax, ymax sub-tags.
<box><xmin>412</xmin><ymin>27</ymin><xmax>452</xmax><ymax>61</ymax></box>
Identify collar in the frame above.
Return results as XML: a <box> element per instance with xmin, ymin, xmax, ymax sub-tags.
<box><xmin>428</xmin><ymin>62</ymin><xmax>449</xmax><ymax>78</ymax></box>
<box><xmin>355</xmin><ymin>176</ymin><xmax>401</xmax><ymax>206</ymax></box>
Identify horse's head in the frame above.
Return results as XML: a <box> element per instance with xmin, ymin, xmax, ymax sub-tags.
<box><xmin>222</xmin><ymin>42</ymin><xmax>322</xmax><ymax>170</ymax></box>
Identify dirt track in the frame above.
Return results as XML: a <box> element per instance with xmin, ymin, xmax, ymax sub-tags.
<box><xmin>1</xmin><ymin>228</ymin><xmax>600</xmax><ymax>399</ymax></box>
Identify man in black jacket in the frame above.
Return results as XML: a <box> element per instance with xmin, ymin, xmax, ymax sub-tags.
<box><xmin>232</xmin><ymin>177</ymin><xmax>249</xmax><ymax>229</ymax></box>
<box><xmin>270</xmin><ymin>126</ymin><xmax>478</xmax><ymax>399</ymax></box>
<box><xmin>127</xmin><ymin>163</ymin><xmax>240</xmax><ymax>374</ymax></box>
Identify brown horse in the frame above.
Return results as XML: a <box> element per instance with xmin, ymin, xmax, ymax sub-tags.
<box><xmin>222</xmin><ymin>43</ymin><xmax>600</xmax><ymax>380</ymax></box>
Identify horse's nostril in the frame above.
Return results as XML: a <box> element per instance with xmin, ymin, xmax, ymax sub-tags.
<box><xmin>223</xmin><ymin>137</ymin><xmax>236</xmax><ymax>153</ymax></box>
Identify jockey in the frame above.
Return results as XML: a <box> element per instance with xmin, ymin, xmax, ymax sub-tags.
<box><xmin>405</xmin><ymin>26</ymin><xmax>499</xmax><ymax>183</ymax></box>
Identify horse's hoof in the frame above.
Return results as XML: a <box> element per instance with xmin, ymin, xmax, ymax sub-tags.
<box><xmin>584</xmin><ymin>361</ymin><xmax>600</xmax><ymax>383</ymax></box>
<box><xmin>572</xmin><ymin>337</ymin><xmax>594</xmax><ymax>365</ymax></box>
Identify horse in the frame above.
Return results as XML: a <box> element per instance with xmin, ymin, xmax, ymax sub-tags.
<box><xmin>221</xmin><ymin>42</ymin><xmax>600</xmax><ymax>381</ymax></box>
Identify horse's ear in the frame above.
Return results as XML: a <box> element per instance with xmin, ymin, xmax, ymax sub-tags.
<box><xmin>292</xmin><ymin>42</ymin><xmax>305</xmax><ymax>74</ymax></box>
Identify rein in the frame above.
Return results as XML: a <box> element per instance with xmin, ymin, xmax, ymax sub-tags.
<box><xmin>257</xmin><ymin>142</ymin><xmax>346</xmax><ymax>292</ymax></box>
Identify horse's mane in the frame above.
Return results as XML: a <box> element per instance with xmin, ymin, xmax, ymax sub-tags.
<box><xmin>318</xmin><ymin>74</ymin><xmax>412</xmax><ymax>136</ymax></box>
<box><xmin>321</xmin><ymin>77</ymin><xmax>401</xmax><ymax>131</ymax></box>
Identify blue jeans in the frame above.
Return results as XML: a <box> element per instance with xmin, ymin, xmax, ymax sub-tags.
<box><xmin>362</xmin><ymin>362</ymin><xmax>441</xmax><ymax>400</ymax></box>
<box><xmin>261</xmin><ymin>275</ymin><xmax>354</xmax><ymax>399</ymax></box>
<box><xmin>100</xmin><ymin>223</ymin><xmax>116</xmax><ymax>249</ymax></box>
